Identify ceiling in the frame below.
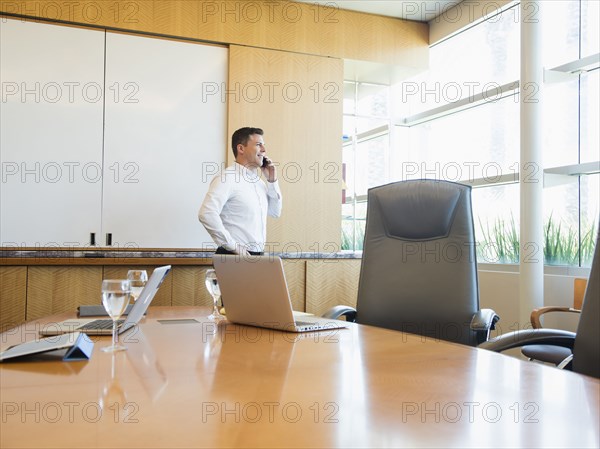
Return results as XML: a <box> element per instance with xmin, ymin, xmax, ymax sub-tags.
<box><xmin>294</xmin><ymin>0</ymin><xmax>464</xmax><ymax>22</ymax></box>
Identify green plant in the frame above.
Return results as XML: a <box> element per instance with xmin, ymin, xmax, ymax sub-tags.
<box><xmin>543</xmin><ymin>213</ymin><xmax>578</xmax><ymax>265</ymax></box>
<box><xmin>477</xmin><ymin>215</ymin><xmax>519</xmax><ymax>264</ymax></box>
<box><xmin>580</xmin><ymin>221</ymin><xmax>598</xmax><ymax>266</ymax></box>
<box><xmin>341</xmin><ymin>219</ymin><xmax>366</xmax><ymax>251</ymax></box>
<box><xmin>477</xmin><ymin>214</ymin><xmax>597</xmax><ymax>267</ymax></box>
<box><xmin>341</xmin><ymin>220</ymin><xmax>354</xmax><ymax>251</ymax></box>
<box><xmin>355</xmin><ymin>220</ymin><xmax>365</xmax><ymax>251</ymax></box>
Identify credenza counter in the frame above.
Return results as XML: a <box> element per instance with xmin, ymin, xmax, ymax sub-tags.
<box><xmin>0</xmin><ymin>250</ymin><xmax>363</xmax><ymax>266</ymax></box>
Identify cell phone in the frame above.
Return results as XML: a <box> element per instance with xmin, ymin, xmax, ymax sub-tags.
<box><xmin>262</xmin><ymin>156</ymin><xmax>270</xmax><ymax>168</ymax></box>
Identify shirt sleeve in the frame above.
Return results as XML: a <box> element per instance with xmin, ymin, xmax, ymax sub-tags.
<box><xmin>198</xmin><ymin>174</ymin><xmax>236</xmax><ymax>250</ymax></box>
<box><xmin>266</xmin><ymin>180</ymin><xmax>282</xmax><ymax>218</ymax></box>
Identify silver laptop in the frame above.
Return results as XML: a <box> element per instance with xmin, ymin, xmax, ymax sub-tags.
<box><xmin>212</xmin><ymin>255</ymin><xmax>347</xmax><ymax>333</ymax></box>
<box><xmin>39</xmin><ymin>265</ymin><xmax>171</xmax><ymax>336</ymax></box>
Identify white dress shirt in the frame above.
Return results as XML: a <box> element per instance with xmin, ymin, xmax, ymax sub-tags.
<box><xmin>198</xmin><ymin>163</ymin><xmax>282</xmax><ymax>253</ymax></box>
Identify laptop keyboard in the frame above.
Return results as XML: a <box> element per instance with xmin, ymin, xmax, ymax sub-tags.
<box><xmin>80</xmin><ymin>319</ymin><xmax>124</xmax><ymax>330</ymax></box>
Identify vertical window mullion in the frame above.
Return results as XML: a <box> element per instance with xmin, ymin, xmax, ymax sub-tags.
<box><xmin>577</xmin><ymin>0</ymin><xmax>583</xmax><ymax>266</ymax></box>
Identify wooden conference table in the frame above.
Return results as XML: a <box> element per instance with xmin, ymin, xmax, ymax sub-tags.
<box><xmin>1</xmin><ymin>307</ymin><xmax>598</xmax><ymax>448</ymax></box>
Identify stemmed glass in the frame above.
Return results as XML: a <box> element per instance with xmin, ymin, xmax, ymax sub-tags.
<box><xmin>205</xmin><ymin>269</ymin><xmax>225</xmax><ymax>320</ymax></box>
<box><xmin>127</xmin><ymin>270</ymin><xmax>148</xmax><ymax>302</ymax></box>
<box><xmin>101</xmin><ymin>279</ymin><xmax>131</xmax><ymax>352</ymax></box>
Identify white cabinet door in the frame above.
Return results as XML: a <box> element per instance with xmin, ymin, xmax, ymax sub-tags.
<box><xmin>103</xmin><ymin>33</ymin><xmax>227</xmax><ymax>248</ymax></box>
<box><xmin>0</xmin><ymin>19</ymin><xmax>105</xmax><ymax>247</ymax></box>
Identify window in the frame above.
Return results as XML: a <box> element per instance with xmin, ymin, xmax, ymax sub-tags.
<box><xmin>394</xmin><ymin>94</ymin><xmax>520</xmax><ymax>182</ymax></box>
<box><xmin>342</xmin><ymin>82</ymin><xmax>390</xmax><ymax>250</ymax></box>
<box><xmin>342</xmin><ymin>1</ymin><xmax>599</xmax><ymax>268</ymax></box>
<box><xmin>404</xmin><ymin>5</ymin><xmax>519</xmax><ymax>116</ymax></box>
<box><xmin>541</xmin><ymin>0</ymin><xmax>599</xmax><ymax>267</ymax></box>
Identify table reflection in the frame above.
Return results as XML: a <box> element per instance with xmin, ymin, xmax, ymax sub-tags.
<box><xmin>99</xmin><ymin>351</ymin><xmax>127</xmax><ymax>412</ymax></box>
<box><xmin>123</xmin><ymin>327</ymin><xmax>168</xmax><ymax>401</ymax></box>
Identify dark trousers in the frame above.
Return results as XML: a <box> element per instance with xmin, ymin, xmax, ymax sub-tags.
<box><xmin>215</xmin><ymin>247</ymin><xmax>264</xmax><ymax>256</ymax></box>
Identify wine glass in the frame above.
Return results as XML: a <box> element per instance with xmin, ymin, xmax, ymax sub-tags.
<box><xmin>205</xmin><ymin>269</ymin><xmax>225</xmax><ymax>320</ymax></box>
<box><xmin>101</xmin><ymin>279</ymin><xmax>131</xmax><ymax>352</ymax></box>
<box><xmin>127</xmin><ymin>270</ymin><xmax>148</xmax><ymax>302</ymax></box>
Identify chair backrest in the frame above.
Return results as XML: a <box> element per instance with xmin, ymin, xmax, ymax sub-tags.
<box><xmin>572</xmin><ymin>230</ymin><xmax>600</xmax><ymax>378</ymax></box>
<box><xmin>356</xmin><ymin>179</ymin><xmax>480</xmax><ymax>346</ymax></box>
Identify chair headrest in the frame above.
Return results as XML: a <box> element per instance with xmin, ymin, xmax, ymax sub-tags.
<box><xmin>371</xmin><ymin>181</ymin><xmax>465</xmax><ymax>241</ymax></box>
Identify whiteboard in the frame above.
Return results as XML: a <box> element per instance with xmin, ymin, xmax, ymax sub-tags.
<box><xmin>0</xmin><ymin>19</ymin><xmax>228</xmax><ymax>249</ymax></box>
<box><xmin>102</xmin><ymin>33</ymin><xmax>228</xmax><ymax>248</ymax></box>
<box><xmin>0</xmin><ymin>19</ymin><xmax>105</xmax><ymax>247</ymax></box>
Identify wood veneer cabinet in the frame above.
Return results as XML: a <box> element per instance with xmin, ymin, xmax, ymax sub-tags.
<box><xmin>306</xmin><ymin>259</ymin><xmax>361</xmax><ymax>316</ymax></box>
<box><xmin>26</xmin><ymin>266</ymin><xmax>103</xmax><ymax>321</ymax></box>
<box><xmin>0</xmin><ymin>267</ymin><xmax>27</xmax><ymax>331</ymax></box>
<box><xmin>0</xmin><ymin>259</ymin><xmax>362</xmax><ymax>330</ymax></box>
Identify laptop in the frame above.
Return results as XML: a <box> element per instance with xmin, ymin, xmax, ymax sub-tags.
<box><xmin>39</xmin><ymin>265</ymin><xmax>171</xmax><ymax>336</ymax></box>
<box><xmin>212</xmin><ymin>255</ymin><xmax>347</xmax><ymax>333</ymax></box>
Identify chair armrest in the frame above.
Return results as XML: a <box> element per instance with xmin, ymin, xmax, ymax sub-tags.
<box><xmin>321</xmin><ymin>305</ymin><xmax>357</xmax><ymax>322</ymax></box>
<box><xmin>470</xmin><ymin>309</ymin><xmax>500</xmax><ymax>344</ymax></box>
<box><xmin>531</xmin><ymin>306</ymin><xmax>581</xmax><ymax>328</ymax></box>
<box><xmin>471</xmin><ymin>309</ymin><xmax>500</xmax><ymax>331</ymax></box>
<box><xmin>478</xmin><ymin>328</ymin><xmax>576</xmax><ymax>353</ymax></box>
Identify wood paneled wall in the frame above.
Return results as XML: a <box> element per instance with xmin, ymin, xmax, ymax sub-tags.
<box><xmin>0</xmin><ymin>2</ymin><xmax>418</xmax><ymax>328</ymax></box>
<box><xmin>0</xmin><ymin>1</ymin><xmax>429</xmax><ymax>253</ymax></box>
<box><xmin>0</xmin><ymin>1</ymin><xmax>429</xmax><ymax>66</ymax></box>
<box><xmin>228</xmin><ymin>45</ymin><xmax>343</xmax><ymax>251</ymax></box>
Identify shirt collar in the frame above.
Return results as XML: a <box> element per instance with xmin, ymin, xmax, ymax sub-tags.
<box><xmin>234</xmin><ymin>161</ymin><xmax>260</xmax><ymax>180</ymax></box>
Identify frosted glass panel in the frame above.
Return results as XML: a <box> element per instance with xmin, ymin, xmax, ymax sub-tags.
<box><xmin>0</xmin><ymin>19</ymin><xmax>104</xmax><ymax>247</ymax></box>
<box><xmin>103</xmin><ymin>33</ymin><xmax>228</xmax><ymax>248</ymax></box>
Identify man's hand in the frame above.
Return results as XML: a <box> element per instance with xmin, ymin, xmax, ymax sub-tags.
<box><xmin>232</xmin><ymin>243</ymin><xmax>251</xmax><ymax>257</ymax></box>
<box><xmin>261</xmin><ymin>157</ymin><xmax>277</xmax><ymax>183</ymax></box>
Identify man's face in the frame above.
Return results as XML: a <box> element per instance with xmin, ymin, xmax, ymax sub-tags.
<box><xmin>238</xmin><ymin>133</ymin><xmax>265</xmax><ymax>167</ymax></box>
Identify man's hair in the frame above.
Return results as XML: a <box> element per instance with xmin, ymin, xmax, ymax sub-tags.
<box><xmin>231</xmin><ymin>127</ymin><xmax>263</xmax><ymax>157</ymax></box>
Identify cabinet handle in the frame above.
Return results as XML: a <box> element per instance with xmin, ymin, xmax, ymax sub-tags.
<box><xmin>90</xmin><ymin>233</ymin><xmax>96</xmax><ymax>246</ymax></box>
<box><xmin>106</xmin><ymin>233</ymin><xmax>112</xmax><ymax>246</ymax></box>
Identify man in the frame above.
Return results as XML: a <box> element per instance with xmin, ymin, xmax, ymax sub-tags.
<box><xmin>199</xmin><ymin>127</ymin><xmax>282</xmax><ymax>256</ymax></box>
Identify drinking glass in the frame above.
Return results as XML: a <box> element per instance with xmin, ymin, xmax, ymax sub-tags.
<box><xmin>101</xmin><ymin>279</ymin><xmax>131</xmax><ymax>352</ymax></box>
<box><xmin>127</xmin><ymin>270</ymin><xmax>148</xmax><ymax>302</ymax></box>
<box><xmin>205</xmin><ymin>269</ymin><xmax>225</xmax><ymax>320</ymax></box>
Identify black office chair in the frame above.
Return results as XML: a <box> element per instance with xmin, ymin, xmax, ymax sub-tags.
<box><xmin>520</xmin><ymin>277</ymin><xmax>587</xmax><ymax>365</ymax></box>
<box><xmin>325</xmin><ymin>179</ymin><xmax>499</xmax><ymax>346</ymax></box>
<box><xmin>480</xmin><ymin>229</ymin><xmax>599</xmax><ymax>378</ymax></box>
